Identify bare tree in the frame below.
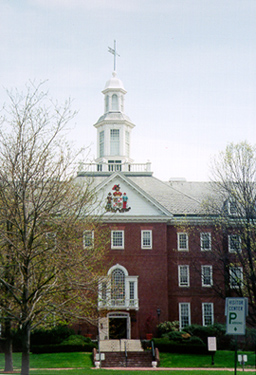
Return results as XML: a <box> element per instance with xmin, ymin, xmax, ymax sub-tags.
<box><xmin>201</xmin><ymin>142</ymin><xmax>256</xmax><ymax>325</ymax></box>
<box><xmin>0</xmin><ymin>83</ymin><xmax>107</xmax><ymax>375</ymax></box>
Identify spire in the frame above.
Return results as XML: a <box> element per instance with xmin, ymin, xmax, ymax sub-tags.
<box><xmin>108</xmin><ymin>40</ymin><xmax>120</xmax><ymax>72</ymax></box>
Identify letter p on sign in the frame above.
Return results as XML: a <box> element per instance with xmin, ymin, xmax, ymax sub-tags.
<box><xmin>229</xmin><ymin>312</ymin><xmax>237</xmax><ymax>324</ymax></box>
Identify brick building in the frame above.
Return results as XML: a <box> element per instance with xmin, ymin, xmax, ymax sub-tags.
<box><xmin>77</xmin><ymin>70</ymin><xmax>236</xmax><ymax>340</ymax></box>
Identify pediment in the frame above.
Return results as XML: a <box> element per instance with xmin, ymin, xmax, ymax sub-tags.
<box><xmin>93</xmin><ymin>173</ymin><xmax>172</xmax><ymax>219</ymax></box>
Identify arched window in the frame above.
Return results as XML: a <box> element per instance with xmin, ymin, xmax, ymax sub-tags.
<box><xmin>112</xmin><ymin>94</ymin><xmax>118</xmax><ymax>110</ymax></box>
<box><xmin>111</xmin><ymin>268</ymin><xmax>125</xmax><ymax>302</ymax></box>
<box><xmin>98</xmin><ymin>264</ymin><xmax>139</xmax><ymax>310</ymax></box>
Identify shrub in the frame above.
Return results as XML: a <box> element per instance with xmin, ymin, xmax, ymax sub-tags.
<box><xmin>153</xmin><ymin>337</ymin><xmax>207</xmax><ymax>354</ymax></box>
<box><xmin>31</xmin><ymin>342</ymin><xmax>97</xmax><ymax>354</ymax></box>
<box><xmin>30</xmin><ymin>332</ymin><xmax>97</xmax><ymax>353</ymax></box>
<box><xmin>157</xmin><ymin>321</ymin><xmax>180</xmax><ymax>337</ymax></box>
<box><xmin>61</xmin><ymin>335</ymin><xmax>92</xmax><ymax>346</ymax></box>
<box><xmin>182</xmin><ymin>323</ymin><xmax>234</xmax><ymax>350</ymax></box>
<box><xmin>30</xmin><ymin>325</ymin><xmax>75</xmax><ymax>346</ymax></box>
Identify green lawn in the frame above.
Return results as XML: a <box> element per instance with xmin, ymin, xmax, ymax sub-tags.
<box><xmin>0</xmin><ymin>351</ymin><xmax>254</xmax><ymax>375</ymax></box>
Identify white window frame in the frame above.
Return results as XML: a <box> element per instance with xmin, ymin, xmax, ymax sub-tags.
<box><xmin>110</xmin><ymin>129</ymin><xmax>120</xmax><ymax>156</ymax></box>
<box><xmin>179</xmin><ymin>303</ymin><xmax>191</xmax><ymax>329</ymax></box>
<box><xmin>177</xmin><ymin>233</ymin><xmax>189</xmax><ymax>251</ymax></box>
<box><xmin>45</xmin><ymin>232</ymin><xmax>57</xmax><ymax>250</ymax></box>
<box><xmin>200</xmin><ymin>232</ymin><xmax>211</xmax><ymax>251</ymax></box>
<box><xmin>98</xmin><ymin>264</ymin><xmax>139</xmax><ymax>310</ymax></box>
<box><xmin>178</xmin><ymin>265</ymin><xmax>190</xmax><ymax>287</ymax></box>
<box><xmin>229</xmin><ymin>266</ymin><xmax>243</xmax><ymax>289</ymax></box>
<box><xmin>228</xmin><ymin>199</ymin><xmax>238</xmax><ymax>216</ymax></box>
<box><xmin>202</xmin><ymin>303</ymin><xmax>214</xmax><ymax>326</ymax></box>
<box><xmin>111</xmin><ymin>230</ymin><xmax>124</xmax><ymax>249</ymax></box>
<box><xmin>141</xmin><ymin>230</ymin><xmax>152</xmax><ymax>249</ymax></box>
<box><xmin>83</xmin><ymin>230</ymin><xmax>94</xmax><ymax>248</ymax></box>
<box><xmin>228</xmin><ymin>234</ymin><xmax>242</xmax><ymax>253</ymax></box>
<box><xmin>201</xmin><ymin>265</ymin><xmax>213</xmax><ymax>287</ymax></box>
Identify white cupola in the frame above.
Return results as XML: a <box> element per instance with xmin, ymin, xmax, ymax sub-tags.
<box><xmin>94</xmin><ymin>71</ymin><xmax>135</xmax><ymax>172</ymax></box>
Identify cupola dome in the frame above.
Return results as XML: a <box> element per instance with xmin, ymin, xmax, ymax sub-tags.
<box><xmin>103</xmin><ymin>72</ymin><xmax>127</xmax><ymax>94</ymax></box>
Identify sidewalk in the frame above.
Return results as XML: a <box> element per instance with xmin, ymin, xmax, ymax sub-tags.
<box><xmin>92</xmin><ymin>367</ymin><xmax>256</xmax><ymax>372</ymax></box>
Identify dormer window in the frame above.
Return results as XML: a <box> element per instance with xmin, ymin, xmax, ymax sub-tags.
<box><xmin>228</xmin><ymin>198</ymin><xmax>238</xmax><ymax>216</ymax></box>
<box><xmin>112</xmin><ymin>94</ymin><xmax>118</xmax><ymax>111</ymax></box>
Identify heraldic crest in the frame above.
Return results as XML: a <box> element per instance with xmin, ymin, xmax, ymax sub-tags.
<box><xmin>106</xmin><ymin>184</ymin><xmax>131</xmax><ymax>213</ymax></box>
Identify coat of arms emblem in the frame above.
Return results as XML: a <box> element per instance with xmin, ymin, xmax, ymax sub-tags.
<box><xmin>106</xmin><ymin>184</ymin><xmax>131</xmax><ymax>212</ymax></box>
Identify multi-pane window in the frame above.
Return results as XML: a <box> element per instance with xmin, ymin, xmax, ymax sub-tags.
<box><xmin>179</xmin><ymin>303</ymin><xmax>190</xmax><ymax>329</ymax></box>
<box><xmin>45</xmin><ymin>232</ymin><xmax>57</xmax><ymax>250</ymax></box>
<box><xmin>101</xmin><ymin>282</ymin><xmax>107</xmax><ymax>305</ymax></box>
<box><xmin>125</xmin><ymin>131</ymin><xmax>130</xmax><ymax>157</ymax></box>
<box><xmin>178</xmin><ymin>233</ymin><xmax>188</xmax><ymax>251</ymax></box>
<box><xmin>201</xmin><ymin>265</ymin><xmax>213</xmax><ymax>287</ymax></box>
<box><xmin>83</xmin><ymin>230</ymin><xmax>94</xmax><ymax>248</ymax></box>
<box><xmin>178</xmin><ymin>265</ymin><xmax>190</xmax><ymax>287</ymax></box>
<box><xmin>228</xmin><ymin>235</ymin><xmax>241</xmax><ymax>253</ymax></box>
<box><xmin>111</xmin><ymin>268</ymin><xmax>125</xmax><ymax>305</ymax></box>
<box><xmin>202</xmin><ymin>303</ymin><xmax>214</xmax><ymax>326</ymax></box>
<box><xmin>141</xmin><ymin>230</ymin><xmax>152</xmax><ymax>249</ymax></box>
<box><xmin>99</xmin><ymin>131</ymin><xmax>104</xmax><ymax>158</ymax></box>
<box><xmin>230</xmin><ymin>267</ymin><xmax>243</xmax><ymax>289</ymax></box>
<box><xmin>98</xmin><ymin>265</ymin><xmax>139</xmax><ymax>310</ymax></box>
<box><xmin>110</xmin><ymin>129</ymin><xmax>120</xmax><ymax>156</ymax></box>
<box><xmin>111</xmin><ymin>230</ymin><xmax>124</xmax><ymax>249</ymax></box>
<box><xmin>200</xmin><ymin>233</ymin><xmax>211</xmax><ymax>251</ymax></box>
<box><xmin>229</xmin><ymin>199</ymin><xmax>238</xmax><ymax>216</ymax></box>
<box><xmin>129</xmin><ymin>281</ymin><xmax>135</xmax><ymax>305</ymax></box>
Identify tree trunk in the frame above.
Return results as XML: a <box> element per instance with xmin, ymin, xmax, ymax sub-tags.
<box><xmin>21</xmin><ymin>322</ymin><xmax>31</xmax><ymax>375</ymax></box>
<box><xmin>3</xmin><ymin>319</ymin><xmax>13</xmax><ymax>372</ymax></box>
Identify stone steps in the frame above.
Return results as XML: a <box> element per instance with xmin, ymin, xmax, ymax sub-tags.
<box><xmin>99</xmin><ymin>351</ymin><xmax>153</xmax><ymax>368</ymax></box>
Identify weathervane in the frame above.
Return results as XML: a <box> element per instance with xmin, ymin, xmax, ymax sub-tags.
<box><xmin>108</xmin><ymin>40</ymin><xmax>120</xmax><ymax>72</ymax></box>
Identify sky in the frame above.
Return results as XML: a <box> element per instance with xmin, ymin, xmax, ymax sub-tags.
<box><xmin>0</xmin><ymin>0</ymin><xmax>256</xmax><ymax>181</ymax></box>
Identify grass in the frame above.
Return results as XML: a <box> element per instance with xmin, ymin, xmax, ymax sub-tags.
<box><xmin>160</xmin><ymin>350</ymin><xmax>256</xmax><ymax>368</ymax></box>
<box><xmin>0</xmin><ymin>351</ymin><xmax>254</xmax><ymax>375</ymax></box>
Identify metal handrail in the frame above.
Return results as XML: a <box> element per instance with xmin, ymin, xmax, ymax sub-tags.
<box><xmin>124</xmin><ymin>340</ymin><xmax>128</xmax><ymax>367</ymax></box>
<box><xmin>151</xmin><ymin>340</ymin><xmax>155</xmax><ymax>361</ymax></box>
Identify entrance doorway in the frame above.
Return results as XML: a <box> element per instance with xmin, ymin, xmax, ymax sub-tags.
<box><xmin>108</xmin><ymin>312</ymin><xmax>130</xmax><ymax>339</ymax></box>
<box><xmin>109</xmin><ymin>318</ymin><xmax>127</xmax><ymax>339</ymax></box>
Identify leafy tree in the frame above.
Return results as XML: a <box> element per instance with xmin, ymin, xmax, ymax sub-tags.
<box><xmin>0</xmin><ymin>83</ymin><xmax>108</xmax><ymax>375</ymax></box>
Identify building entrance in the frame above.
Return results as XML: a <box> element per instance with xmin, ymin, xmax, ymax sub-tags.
<box><xmin>108</xmin><ymin>312</ymin><xmax>130</xmax><ymax>339</ymax></box>
<box><xmin>109</xmin><ymin>318</ymin><xmax>127</xmax><ymax>339</ymax></box>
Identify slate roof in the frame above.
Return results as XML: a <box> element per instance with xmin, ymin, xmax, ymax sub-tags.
<box><xmin>77</xmin><ymin>172</ymin><xmax>221</xmax><ymax>217</ymax></box>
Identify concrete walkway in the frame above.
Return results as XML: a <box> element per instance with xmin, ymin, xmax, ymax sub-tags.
<box><xmin>92</xmin><ymin>367</ymin><xmax>256</xmax><ymax>372</ymax></box>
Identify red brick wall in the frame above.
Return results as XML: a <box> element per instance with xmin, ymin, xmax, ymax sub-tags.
<box><xmin>104</xmin><ymin>222</ymin><xmax>169</xmax><ymax>338</ymax></box>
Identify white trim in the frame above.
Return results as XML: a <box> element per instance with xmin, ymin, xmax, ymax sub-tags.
<box><xmin>111</xmin><ymin>230</ymin><xmax>124</xmax><ymax>249</ymax></box>
<box><xmin>98</xmin><ymin>264</ymin><xmax>139</xmax><ymax>310</ymax></box>
<box><xmin>228</xmin><ymin>234</ymin><xmax>241</xmax><ymax>253</ymax></box>
<box><xmin>141</xmin><ymin>230</ymin><xmax>152</xmax><ymax>249</ymax></box>
<box><xmin>202</xmin><ymin>303</ymin><xmax>214</xmax><ymax>326</ymax></box>
<box><xmin>83</xmin><ymin>230</ymin><xmax>94</xmax><ymax>248</ymax></box>
<box><xmin>179</xmin><ymin>302</ymin><xmax>191</xmax><ymax>329</ymax></box>
<box><xmin>178</xmin><ymin>265</ymin><xmax>190</xmax><ymax>287</ymax></box>
<box><xmin>177</xmin><ymin>233</ymin><xmax>189</xmax><ymax>251</ymax></box>
<box><xmin>229</xmin><ymin>266</ymin><xmax>243</xmax><ymax>289</ymax></box>
<box><xmin>200</xmin><ymin>232</ymin><xmax>211</xmax><ymax>251</ymax></box>
<box><xmin>201</xmin><ymin>265</ymin><xmax>213</xmax><ymax>287</ymax></box>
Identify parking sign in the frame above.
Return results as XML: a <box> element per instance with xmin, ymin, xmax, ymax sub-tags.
<box><xmin>225</xmin><ymin>298</ymin><xmax>248</xmax><ymax>335</ymax></box>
